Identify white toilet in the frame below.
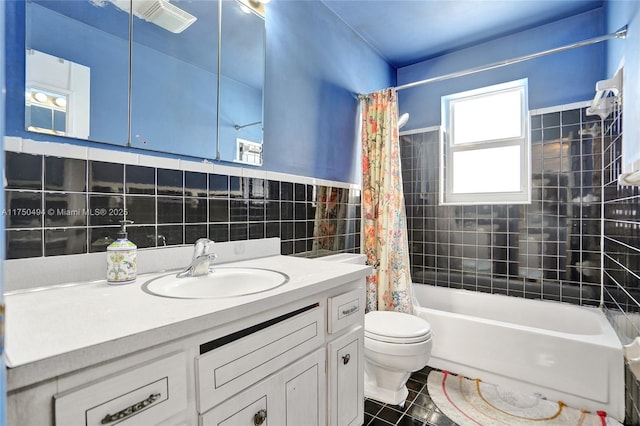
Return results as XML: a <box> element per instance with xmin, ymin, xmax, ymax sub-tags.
<box><xmin>315</xmin><ymin>253</ymin><xmax>433</xmax><ymax>406</ymax></box>
<box><xmin>364</xmin><ymin>310</ymin><xmax>432</xmax><ymax>405</ymax></box>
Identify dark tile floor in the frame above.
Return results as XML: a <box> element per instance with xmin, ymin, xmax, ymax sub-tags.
<box><xmin>364</xmin><ymin>366</ymin><xmax>459</xmax><ymax>426</ymax></box>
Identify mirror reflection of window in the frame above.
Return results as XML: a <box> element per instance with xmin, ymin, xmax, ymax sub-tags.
<box><xmin>26</xmin><ymin>1</ymin><xmax>130</xmax><ymax>145</ymax></box>
<box><xmin>25</xmin><ymin>88</ymin><xmax>68</xmax><ymax>135</ymax></box>
<box><xmin>236</xmin><ymin>138</ymin><xmax>263</xmax><ymax>166</ymax></box>
<box><xmin>25</xmin><ymin>49</ymin><xmax>90</xmax><ymax>139</ymax></box>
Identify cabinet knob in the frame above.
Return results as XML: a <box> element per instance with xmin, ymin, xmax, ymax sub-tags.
<box><xmin>342</xmin><ymin>354</ymin><xmax>350</xmax><ymax>365</ymax></box>
<box><xmin>253</xmin><ymin>409</ymin><xmax>267</xmax><ymax>425</ymax></box>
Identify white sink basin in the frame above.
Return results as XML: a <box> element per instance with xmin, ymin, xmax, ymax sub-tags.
<box><xmin>142</xmin><ymin>267</ymin><xmax>289</xmax><ymax>299</ymax></box>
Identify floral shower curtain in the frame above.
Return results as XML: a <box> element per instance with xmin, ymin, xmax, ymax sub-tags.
<box><xmin>360</xmin><ymin>88</ymin><xmax>414</xmax><ymax>313</ymax></box>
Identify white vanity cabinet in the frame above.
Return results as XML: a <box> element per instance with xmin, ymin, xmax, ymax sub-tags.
<box><xmin>197</xmin><ymin>284</ymin><xmax>365</xmax><ymax>426</ymax></box>
<box><xmin>6</xmin><ymin>252</ymin><xmax>369</xmax><ymax>426</ymax></box>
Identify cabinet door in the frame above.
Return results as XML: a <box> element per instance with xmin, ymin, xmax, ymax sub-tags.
<box><xmin>328</xmin><ymin>326</ymin><xmax>364</xmax><ymax>426</ymax></box>
<box><xmin>284</xmin><ymin>349</ymin><xmax>325</xmax><ymax>426</ymax></box>
<box><xmin>196</xmin><ymin>306</ymin><xmax>324</xmax><ymax>413</ymax></box>
<box><xmin>201</xmin><ymin>348</ymin><xmax>326</xmax><ymax>426</ymax></box>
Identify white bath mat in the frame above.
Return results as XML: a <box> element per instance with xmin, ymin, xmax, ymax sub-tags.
<box><xmin>427</xmin><ymin>370</ymin><xmax>623</xmax><ymax>426</ymax></box>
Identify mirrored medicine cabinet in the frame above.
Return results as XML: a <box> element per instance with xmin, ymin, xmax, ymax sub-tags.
<box><xmin>25</xmin><ymin>0</ymin><xmax>265</xmax><ymax>165</ymax></box>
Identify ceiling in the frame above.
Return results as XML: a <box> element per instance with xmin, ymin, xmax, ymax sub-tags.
<box><xmin>321</xmin><ymin>0</ymin><xmax>604</xmax><ymax>68</ymax></box>
<box><xmin>33</xmin><ymin>0</ymin><xmax>605</xmax><ymax>84</ymax></box>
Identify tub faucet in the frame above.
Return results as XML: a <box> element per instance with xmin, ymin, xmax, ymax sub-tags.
<box><xmin>176</xmin><ymin>238</ymin><xmax>217</xmax><ymax>278</ymax></box>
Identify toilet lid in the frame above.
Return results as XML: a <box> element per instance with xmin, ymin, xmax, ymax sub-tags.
<box><xmin>365</xmin><ymin>311</ymin><xmax>432</xmax><ymax>344</ymax></box>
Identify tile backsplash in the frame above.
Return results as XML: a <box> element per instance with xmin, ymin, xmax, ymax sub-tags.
<box><xmin>5</xmin><ymin>150</ymin><xmax>361</xmax><ymax>259</ymax></box>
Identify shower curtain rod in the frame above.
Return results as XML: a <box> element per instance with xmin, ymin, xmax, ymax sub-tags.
<box><xmin>388</xmin><ymin>26</ymin><xmax>628</xmax><ymax>93</ymax></box>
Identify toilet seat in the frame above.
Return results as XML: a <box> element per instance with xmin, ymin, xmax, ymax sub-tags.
<box><xmin>365</xmin><ymin>311</ymin><xmax>432</xmax><ymax>344</ymax></box>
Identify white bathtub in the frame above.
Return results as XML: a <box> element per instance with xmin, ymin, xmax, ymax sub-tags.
<box><xmin>413</xmin><ymin>284</ymin><xmax>625</xmax><ymax>421</ymax></box>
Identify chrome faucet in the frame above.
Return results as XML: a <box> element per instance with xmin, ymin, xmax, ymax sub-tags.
<box><xmin>176</xmin><ymin>238</ymin><xmax>217</xmax><ymax>278</ymax></box>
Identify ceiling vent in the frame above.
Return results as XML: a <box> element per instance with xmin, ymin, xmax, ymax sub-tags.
<box><xmin>111</xmin><ymin>0</ymin><xmax>197</xmax><ymax>33</ymax></box>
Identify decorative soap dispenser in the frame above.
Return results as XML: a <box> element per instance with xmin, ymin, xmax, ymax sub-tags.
<box><xmin>107</xmin><ymin>220</ymin><xmax>137</xmax><ymax>284</ymax></box>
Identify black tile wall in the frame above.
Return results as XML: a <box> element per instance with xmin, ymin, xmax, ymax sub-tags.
<box><xmin>6</xmin><ymin>152</ymin><xmax>41</xmax><ymax>189</ymax></box>
<box><xmin>209</xmin><ymin>173</ymin><xmax>229</xmax><ymax>196</ymax></box>
<box><xmin>157</xmin><ymin>168</ymin><xmax>183</xmax><ymax>196</ymax></box>
<box><xmin>400</xmin><ymin>106</ymin><xmax>603</xmax><ymax>305</ymax></box>
<box><xmin>185</xmin><ymin>171</ymin><xmax>208</xmax><ymax>197</ymax></box>
<box><xmin>403</xmin><ymin>103</ymin><xmax>640</xmax><ymax>424</ymax></box>
<box><xmin>125</xmin><ymin>165</ymin><xmax>155</xmax><ymax>195</ymax></box>
<box><xmin>597</xmin><ymin>101</ymin><xmax>640</xmax><ymax>426</ymax></box>
<box><xmin>4</xmin><ymin>155</ymin><xmax>361</xmax><ymax>259</ymax></box>
<box><xmin>89</xmin><ymin>161</ymin><xmax>123</xmax><ymax>193</ymax></box>
<box><xmin>45</xmin><ymin>157</ymin><xmax>86</xmax><ymax>192</ymax></box>
<box><xmin>601</xmin><ymin>102</ymin><xmax>640</xmax><ymax>313</ymax></box>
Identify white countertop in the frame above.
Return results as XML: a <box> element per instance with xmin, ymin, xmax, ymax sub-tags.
<box><xmin>5</xmin><ymin>254</ymin><xmax>370</xmax><ymax>391</ymax></box>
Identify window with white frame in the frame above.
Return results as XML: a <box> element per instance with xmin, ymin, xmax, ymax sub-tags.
<box><xmin>440</xmin><ymin>78</ymin><xmax>530</xmax><ymax>205</ymax></box>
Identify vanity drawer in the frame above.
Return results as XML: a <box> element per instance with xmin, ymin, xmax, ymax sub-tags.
<box><xmin>196</xmin><ymin>304</ymin><xmax>324</xmax><ymax>413</ymax></box>
<box><xmin>54</xmin><ymin>352</ymin><xmax>187</xmax><ymax>426</ymax></box>
<box><xmin>327</xmin><ymin>287</ymin><xmax>365</xmax><ymax>334</ymax></box>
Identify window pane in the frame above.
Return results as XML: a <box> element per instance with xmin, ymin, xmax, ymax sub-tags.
<box><xmin>30</xmin><ymin>105</ymin><xmax>53</xmax><ymax>129</ymax></box>
<box><xmin>452</xmin><ymin>146</ymin><xmax>521</xmax><ymax>193</ymax></box>
<box><xmin>53</xmin><ymin>110</ymin><xmax>66</xmax><ymax>132</ymax></box>
<box><xmin>452</xmin><ymin>88</ymin><xmax>522</xmax><ymax>144</ymax></box>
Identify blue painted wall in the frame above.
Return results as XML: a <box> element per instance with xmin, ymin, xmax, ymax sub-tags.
<box><xmin>218</xmin><ymin>75</ymin><xmax>263</xmax><ymax>161</ymax></box>
<box><xmin>130</xmin><ymin>37</ymin><xmax>219</xmax><ymax>157</ymax></box>
<box><xmin>605</xmin><ymin>0</ymin><xmax>640</xmax><ymax>172</ymax></box>
<box><xmin>0</xmin><ymin>2</ymin><xmax>5</xmax><ymax>425</ymax></box>
<box><xmin>5</xmin><ymin>0</ymin><xmax>394</xmax><ymax>183</ymax></box>
<box><xmin>263</xmin><ymin>0</ymin><xmax>394</xmax><ymax>182</ymax></box>
<box><xmin>605</xmin><ymin>0</ymin><xmax>637</xmax><ymax>76</ymax></box>
<box><xmin>397</xmin><ymin>9</ymin><xmax>606</xmax><ymax>130</ymax></box>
